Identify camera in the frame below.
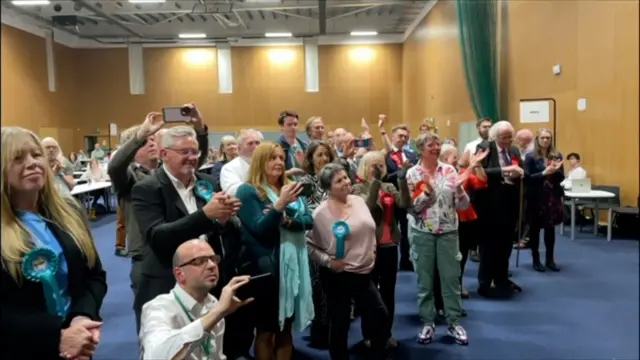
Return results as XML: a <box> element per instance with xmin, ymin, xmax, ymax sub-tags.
<box><xmin>180</xmin><ymin>106</ymin><xmax>192</xmax><ymax>116</ymax></box>
<box><xmin>53</xmin><ymin>4</ymin><xmax>62</xmax><ymax>12</ymax></box>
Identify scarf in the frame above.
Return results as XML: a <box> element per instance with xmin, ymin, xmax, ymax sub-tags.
<box><xmin>262</xmin><ymin>185</ymin><xmax>315</xmax><ymax>332</ymax></box>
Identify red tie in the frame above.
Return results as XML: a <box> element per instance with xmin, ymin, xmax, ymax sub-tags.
<box><xmin>391</xmin><ymin>150</ymin><xmax>403</xmax><ymax>167</ymax></box>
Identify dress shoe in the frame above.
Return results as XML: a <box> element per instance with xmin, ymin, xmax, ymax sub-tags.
<box><xmin>545</xmin><ymin>261</ymin><xmax>560</xmax><ymax>272</ymax></box>
<box><xmin>533</xmin><ymin>261</ymin><xmax>546</xmax><ymax>272</ymax></box>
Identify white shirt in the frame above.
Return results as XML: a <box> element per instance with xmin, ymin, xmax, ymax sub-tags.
<box><xmin>463</xmin><ymin>137</ymin><xmax>483</xmax><ymax>155</ymax></box>
<box><xmin>561</xmin><ymin>166</ymin><xmax>587</xmax><ymax>189</ymax></box>
<box><xmin>164</xmin><ymin>165</ymin><xmax>198</xmax><ymax>214</ymax></box>
<box><xmin>496</xmin><ymin>143</ymin><xmax>514</xmax><ymax>185</ymax></box>
<box><xmin>140</xmin><ymin>285</ymin><xmax>226</xmax><ymax>360</ymax></box>
<box><xmin>219</xmin><ymin>156</ymin><xmax>250</xmax><ymax>197</ymax></box>
<box><xmin>520</xmin><ymin>142</ymin><xmax>534</xmax><ymax>161</ymax></box>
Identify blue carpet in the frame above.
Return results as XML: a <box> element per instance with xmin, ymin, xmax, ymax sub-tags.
<box><xmin>90</xmin><ymin>215</ymin><xmax>639</xmax><ymax>360</ymax></box>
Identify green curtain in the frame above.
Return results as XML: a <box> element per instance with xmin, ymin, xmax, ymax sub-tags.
<box><xmin>456</xmin><ymin>0</ymin><xmax>500</xmax><ymax>122</ymax></box>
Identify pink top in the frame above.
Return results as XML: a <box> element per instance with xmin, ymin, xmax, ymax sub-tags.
<box><xmin>308</xmin><ymin>195</ymin><xmax>377</xmax><ymax>275</ymax></box>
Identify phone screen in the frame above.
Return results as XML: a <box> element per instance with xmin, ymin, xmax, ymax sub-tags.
<box><xmin>162</xmin><ymin>107</ymin><xmax>191</xmax><ymax>123</ymax></box>
<box><xmin>354</xmin><ymin>138</ymin><xmax>371</xmax><ymax>148</ymax></box>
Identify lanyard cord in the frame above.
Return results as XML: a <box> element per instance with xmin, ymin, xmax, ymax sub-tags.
<box><xmin>173</xmin><ymin>291</ymin><xmax>211</xmax><ymax>356</ymax></box>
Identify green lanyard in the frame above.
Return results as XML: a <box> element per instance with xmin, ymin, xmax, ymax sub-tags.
<box><xmin>173</xmin><ymin>291</ymin><xmax>212</xmax><ymax>356</ymax></box>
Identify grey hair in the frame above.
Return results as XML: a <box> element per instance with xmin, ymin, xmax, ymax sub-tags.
<box><xmin>317</xmin><ymin>163</ymin><xmax>347</xmax><ymax>191</ymax></box>
<box><xmin>237</xmin><ymin>128</ymin><xmax>263</xmax><ymax>145</ymax></box>
<box><xmin>161</xmin><ymin>126</ymin><xmax>197</xmax><ymax>149</ymax></box>
<box><xmin>439</xmin><ymin>144</ymin><xmax>457</xmax><ymax>161</ymax></box>
<box><xmin>415</xmin><ymin>132</ymin><xmax>440</xmax><ymax>152</ymax></box>
<box><xmin>488</xmin><ymin>121</ymin><xmax>514</xmax><ymax>141</ymax></box>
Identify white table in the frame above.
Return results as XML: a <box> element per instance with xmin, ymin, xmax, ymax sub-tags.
<box><xmin>71</xmin><ymin>181</ymin><xmax>112</xmax><ymax>196</ymax></box>
<box><xmin>199</xmin><ymin>163</ymin><xmax>214</xmax><ymax>171</ymax></box>
<box><xmin>561</xmin><ymin>190</ymin><xmax>615</xmax><ymax>241</ymax></box>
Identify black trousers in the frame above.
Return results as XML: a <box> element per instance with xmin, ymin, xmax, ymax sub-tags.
<box><xmin>478</xmin><ymin>223</ymin><xmax>515</xmax><ymax>290</ymax></box>
<box><xmin>211</xmin><ymin>273</ymin><xmax>255</xmax><ymax>358</ymax></box>
<box><xmin>529</xmin><ymin>224</ymin><xmax>556</xmax><ymax>263</ymax></box>
<box><xmin>396</xmin><ymin>208</ymin><xmax>411</xmax><ymax>266</ymax></box>
<box><xmin>361</xmin><ymin>245</ymin><xmax>398</xmax><ymax>339</ymax></box>
<box><xmin>320</xmin><ymin>268</ymin><xmax>390</xmax><ymax>360</ymax></box>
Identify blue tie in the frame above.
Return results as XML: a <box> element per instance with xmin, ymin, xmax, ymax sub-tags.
<box><xmin>502</xmin><ymin>149</ymin><xmax>511</xmax><ymax>166</ymax></box>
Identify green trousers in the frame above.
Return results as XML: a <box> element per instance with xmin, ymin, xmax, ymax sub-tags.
<box><xmin>409</xmin><ymin>229</ymin><xmax>463</xmax><ymax>325</ymax></box>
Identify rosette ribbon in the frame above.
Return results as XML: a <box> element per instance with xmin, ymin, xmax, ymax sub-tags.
<box><xmin>22</xmin><ymin>247</ymin><xmax>65</xmax><ymax>317</ymax></box>
<box><xmin>332</xmin><ymin>221</ymin><xmax>350</xmax><ymax>259</ymax></box>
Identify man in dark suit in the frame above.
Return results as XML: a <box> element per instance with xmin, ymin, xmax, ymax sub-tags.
<box><xmin>132</xmin><ymin>125</ymin><xmax>254</xmax><ymax>360</ymax></box>
<box><xmin>474</xmin><ymin>121</ymin><xmax>525</xmax><ymax>298</ymax></box>
<box><xmin>384</xmin><ymin>124</ymin><xmax>419</xmax><ymax>271</ymax></box>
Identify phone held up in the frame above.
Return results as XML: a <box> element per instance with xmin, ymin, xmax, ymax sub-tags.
<box><xmin>162</xmin><ymin>106</ymin><xmax>194</xmax><ymax>123</ymax></box>
<box><xmin>299</xmin><ymin>182</ymin><xmax>314</xmax><ymax>198</ymax></box>
<box><xmin>354</xmin><ymin>138</ymin><xmax>371</xmax><ymax>148</ymax></box>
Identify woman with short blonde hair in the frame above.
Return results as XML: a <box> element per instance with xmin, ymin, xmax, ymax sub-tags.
<box><xmin>1</xmin><ymin>127</ymin><xmax>107</xmax><ymax>359</ymax></box>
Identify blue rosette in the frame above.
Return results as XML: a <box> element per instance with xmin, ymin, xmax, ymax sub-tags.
<box><xmin>22</xmin><ymin>247</ymin><xmax>64</xmax><ymax>317</ymax></box>
<box><xmin>332</xmin><ymin>221</ymin><xmax>350</xmax><ymax>259</ymax></box>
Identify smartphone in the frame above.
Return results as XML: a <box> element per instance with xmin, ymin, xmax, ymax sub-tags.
<box><xmin>249</xmin><ymin>273</ymin><xmax>272</xmax><ymax>282</ymax></box>
<box><xmin>162</xmin><ymin>106</ymin><xmax>191</xmax><ymax>123</ymax></box>
<box><xmin>354</xmin><ymin>138</ymin><xmax>371</xmax><ymax>148</ymax></box>
<box><xmin>300</xmin><ymin>182</ymin><xmax>314</xmax><ymax>197</ymax></box>
<box><xmin>237</xmin><ymin>273</ymin><xmax>272</xmax><ymax>300</ymax></box>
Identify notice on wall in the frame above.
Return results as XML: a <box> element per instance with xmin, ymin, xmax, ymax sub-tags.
<box><xmin>519</xmin><ymin>100</ymin><xmax>550</xmax><ymax>123</ymax></box>
<box><xmin>577</xmin><ymin>98</ymin><xmax>587</xmax><ymax>111</ymax></box>
<box><xmin>109</xmin><ymin>123</ymin><xmax>118</xmax><ymax>136</ymax></box>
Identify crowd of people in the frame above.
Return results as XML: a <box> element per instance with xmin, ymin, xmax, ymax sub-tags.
<box><xmin>1</xmin><ymin>107</ymin><xmax>589</xmax><ymax>360</ymax></box>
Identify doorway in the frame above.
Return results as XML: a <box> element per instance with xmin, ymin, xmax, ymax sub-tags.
<box><xmin>84</xmin><ymin>136</ymin><xmax>98</xmax><ymax>154</ymax></box>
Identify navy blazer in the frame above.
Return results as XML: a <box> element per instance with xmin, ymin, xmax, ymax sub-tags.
<box><xmin>524</xmin><ymin>152</ymin><xmax>565</xmax><ymax>199</ymax></box>
<box><xmin>276</xmin><ymin>134</ymin><xmax>308</xmax><ymax>170</ymax></box>
<box><xmin>385</xmin><ymin>148</ymin><xmax>418</xmax><ymax>187</ymax></box>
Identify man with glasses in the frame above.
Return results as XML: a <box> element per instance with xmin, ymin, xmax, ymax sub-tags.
<box><xmin>140</xmin><ymin>239</ymin><xmax>253</xmax><ymax>360</ymax></box>
<box><xmin>132</xmin><ymin>124</ymin><xmax>256</xmax><ymax>359</ymax></box>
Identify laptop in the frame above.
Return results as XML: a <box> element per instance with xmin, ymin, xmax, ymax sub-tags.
<box><xmin>571</xmin><ymin>178</ymin><xmax>592</xmax><ymax>193</ymax></box>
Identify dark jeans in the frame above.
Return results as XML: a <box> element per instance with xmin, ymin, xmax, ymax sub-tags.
<box><xmin>320</xmin><ymin>268</ymin><xmax>390</xmax><ymax>360</ymax></box>
<box><xmin>361</xmin><ymin>245</ymin><xmax>398</xmax><ymax>339</ymax></box>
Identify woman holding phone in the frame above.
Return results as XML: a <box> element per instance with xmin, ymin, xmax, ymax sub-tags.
<box><xmin>235</xmin><ymin>142</ymin><xmax>314</xmax><ymax>360</ymax></box>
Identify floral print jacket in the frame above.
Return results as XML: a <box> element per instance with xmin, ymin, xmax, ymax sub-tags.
<box><xmin>406</xmin><ymin>162</ymin><xmax>470</xmax><ymax>234</ymax></box>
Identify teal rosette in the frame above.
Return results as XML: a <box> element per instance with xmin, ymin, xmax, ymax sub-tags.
<box><xmin>332</xmin><ymin>221</ymin><xmax>350</xmax><ymax>259</ymax></box>
<box><xmin>195</xmin><ymin>180</ymin><xmax>215</xmax><ymax>202</ymax></box>
<box><xmin>22</xmin><ymin>247</ymin><xmax>64</xmax><ymax>316</ymax></box>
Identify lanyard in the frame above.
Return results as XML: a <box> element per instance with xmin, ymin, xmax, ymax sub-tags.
<box><xmin>173</xmin><ymin>291</ymin><xmax>211</xmax><ymax>356</ymax></box>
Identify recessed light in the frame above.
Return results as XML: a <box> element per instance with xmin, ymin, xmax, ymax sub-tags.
<box><xmin>11</xmin><ymin>0</ymin><xmax>50</xmax><ymax>5</ymax></box>
<box><xmin>179</xmin><ymin>33</ymin><xmax>207</xmax><ymax>39</ymax></box>
<box><xmin>265</xmin><ymin>32</ymin><xmax>293</xmax><ymax>38</ymax></box>
<box><xmin>128</xmin><ymin>0</ymin><xmax>166</xmax><ymax>3</ymax></box>
<box><xmin>350</xmin><ymin>31</ymin><xmax>378</xmax><ymax>36</ymax></box>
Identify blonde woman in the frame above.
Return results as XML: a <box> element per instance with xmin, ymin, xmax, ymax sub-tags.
<box><xmin>1</xmin><ymin>127</ymin><xmax>107</xmax><ymax>359</ymax></box>
<box><xmin>235</xmin><ymin>142</ymin><xmax>314</xmax><ymax>360</ymax></box>
<box><xmin>212</xmin><ymin>135</ymin><xmax>238</xmax><ymax>190</ymax></box>
<box><xmin>352</xmin><ymin>151</ymin><xmax>410</xmax><ymax>348</ymax></box>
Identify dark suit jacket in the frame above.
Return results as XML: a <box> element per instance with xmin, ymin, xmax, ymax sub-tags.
<box><xmin>384</xmin><ymin>149</ymin><xmax>418</xmax><ymax>187</ymax></box>
<box><xmin>1</xmin><ymin>201</ymin><xmax>107</xmax><ymax>359</ymax></box>
<box><xmin>475</xmin><ymin>141</ymin><xmax>526</xmax><ymax>226</ymax></box>
<box><xmin>131</xmin><ymin>169</ymin><xmax>240</xmax><ymax>312</ymax></box>
<box><xmin>524</xmin><ymin>152</ymin><xmax>565</xmax><ymax>200</ymax></box>
<box><xmin>276</xmin><ymin>134</ymin><xmax>308</xmax><ymax>170</ymax></box>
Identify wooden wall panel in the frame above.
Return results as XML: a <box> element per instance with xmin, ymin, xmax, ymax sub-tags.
<box><xmin>71</xmin><ymin>44</ymin><xmax>403</xmax><ymax>148</ymax></box>
<box><xmin>403</xmin><ymin>0</ymin><xmax>639</xmax><ymax>205</ymax></box>
<box><xmin>402</xmin><ymin>1</ymin><xmax>475</xmax><ymax>140</ymax></box>
<box><xmin>1</xmin><ymin>25</ymin><xmax>79</xmax><ymax>152</ymax></box>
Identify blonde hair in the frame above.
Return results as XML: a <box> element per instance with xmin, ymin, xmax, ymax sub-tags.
<box><xmin>305</xmin><ymin>116</ymin><xmax>322</xmax><ymax>136</ymax></box>
<box><xmin>1</xmin><ymin>127</ymin><xmax>98</xmax><ymax>284</ymax></box>
<box><xmin>246</xmin><ymin>142</ymin><xmax>291</xmax><ymax>200</ymax></box>
<box><xmin>357</xmin><ymin>151</ymin><xmax>387</xmax><ymax>181</ymax></box>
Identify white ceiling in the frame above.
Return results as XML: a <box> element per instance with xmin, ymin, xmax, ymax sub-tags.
<box><xmin>1</xmin><ymin>0</ymin><xmax>435</xmax><ymax>47</ymax></box>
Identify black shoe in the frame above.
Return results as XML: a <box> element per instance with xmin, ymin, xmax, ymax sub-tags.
<box><xmin>533</xmin><ymin>261</ymin><xmax>546</xmax><ymax>272</ymax></box>
<box><xmin>461</xmin><ymin>308</ymin><xmax>467</xmax><ymax>317</ymax></box>
<box><xmin>115</xmin><ymin>248</ymin><xmax>128</xmax><ymax>257</ymax></box>
<box><xmin>469</xmin><ymin>251</ymin><xmax>480</xmax><ymax>263</ymax></box>
<box><xmin>545</xmin><ymin>261</ymin><xmax>560</xmax><ymax>272</ymax></box>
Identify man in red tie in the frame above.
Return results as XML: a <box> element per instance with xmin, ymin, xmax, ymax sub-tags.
<box><xmin>473</xmin><ymin>121</ymin><xmax>526</xmax><ymax>298</ymax></box>
<box><xmin>384</xmin><ymin>125</ymin><xmax>418</xmax><ymax>271</ymax></box>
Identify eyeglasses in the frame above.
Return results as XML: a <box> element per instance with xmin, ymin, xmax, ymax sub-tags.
<box><xmin>167</xmin><ymin>147</ymin><xmax>201</xmax><ymax>157</ymax></box>
<box><xmin>178</xmin><ymin>254</ymin><xmax>221</xmax><ymax>267</ymax></box>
